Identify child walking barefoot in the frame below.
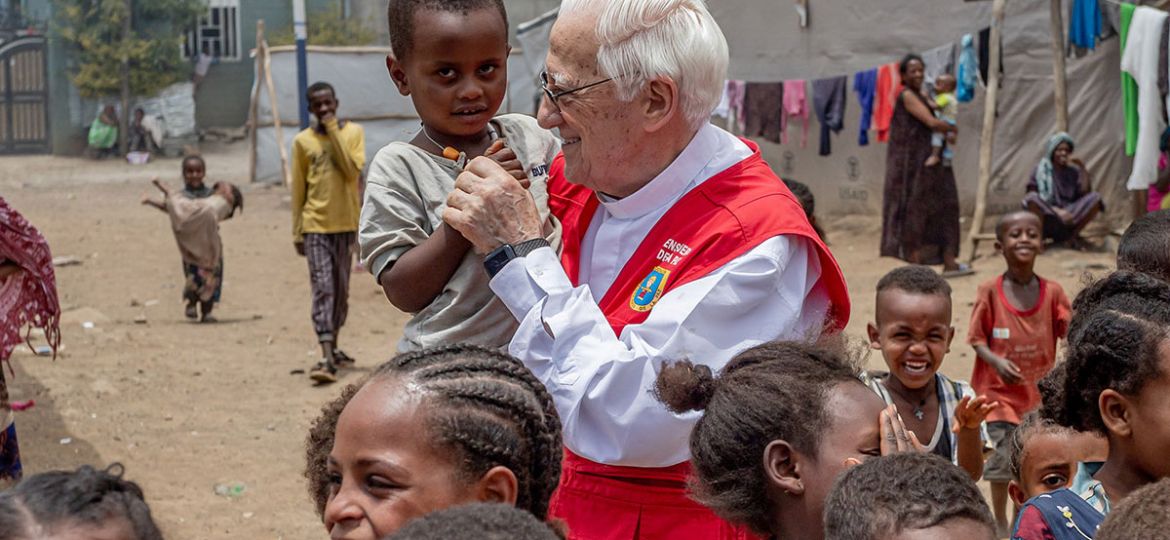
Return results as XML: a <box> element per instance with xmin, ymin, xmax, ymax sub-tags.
<box><xmin>968</xmin><ymin>211</ymin><xmax>1072</xmax><ymax>536</ymax></box>
<box><xmin>304</xmin><ymin>345</ymin><xmax>562</xmax><ymax>539</ymax></box>
<box><xmin>142</xmin><ymin>156</ymin><xmax>243</xmax><ymax>322</ymax></box>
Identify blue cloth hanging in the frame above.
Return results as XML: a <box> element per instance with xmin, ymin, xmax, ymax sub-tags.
<box><xmin>853</xmin><ymin>69</ymin><xmax>877</xmax><ymax>146</ymax></box>
<box><xmin>1070</xmin><ymin>0</ymin><xmax>1103</xmax><ymax>50</ymax></box>
<box><xmin>957</xmin><ymin>33</ymin><xmax>978</xmax><ymax>103</ymax></box>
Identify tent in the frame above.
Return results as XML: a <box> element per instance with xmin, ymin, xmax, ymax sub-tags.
<box><xmin>251</xmin><ymin>0</ymin><xmax>1154</xmax><ymax>251</ymax></box>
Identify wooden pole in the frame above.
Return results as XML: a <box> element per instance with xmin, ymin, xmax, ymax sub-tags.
<box><xmin>262</xmin><ymin>37</ymin><xmax>291</xmax><ymax>187</ymax></box>
<box><xmin>247</xmin><ymin>20</ymin><xmax>264</xmax><ymax>183</ymax></box>
<box><xmin>1050</xmin><ymin>0</ymin><xmax>1069</xmax><ymax>132</ymax></box>
<box><xmin>118</xmin><ymin>0</ymin><xmax>132</xmax><ymax>157</ymax></box>
<box><xmin>965</xmin><ymin>0</ymin><xmax>1007</xmax><ymax>263</ymax></box>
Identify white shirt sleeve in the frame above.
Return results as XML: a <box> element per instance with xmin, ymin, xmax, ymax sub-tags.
<box><xmin>489</xmin><ymin>235</ymin><xmax>829</xmax><ymax>467</ymax></box>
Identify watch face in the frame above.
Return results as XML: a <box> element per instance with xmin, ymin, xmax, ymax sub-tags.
<box><xmin>484</xmin><ymin>244</ymin><xmax>517</xmax><ymax>278</ymax></box>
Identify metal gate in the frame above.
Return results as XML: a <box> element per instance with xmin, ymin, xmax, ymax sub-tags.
<box><xmin>0</xmin><ymin>37</ymin><xmax>49</xmax><ymax>154</ymax></box>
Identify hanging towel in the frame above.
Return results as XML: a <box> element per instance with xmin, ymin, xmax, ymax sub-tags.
<box><xmin>781</xmin><ymin>80</ymin><xmax>809</xmax><ymax>147</ymax></box>
<box><xmin>742</xmin><ymin>82</ymin><xmax>784</xmax><ymax>143</ymax></box>
<box><xmin>922</xmin><ymin>42</ymin><xmax>956</xmax><ymax>94</ymax></box>
<box><xmin>1120</xmin><ymin>3</ymin><xmax>1139</xmax><ymax>156</ymax></box>
<box><xmin>874</xmin><ymin>63</ymin><xmax>901</xmax><ymax>143</ymax></box>
<box><xmin>957</xmin><ymin>34</ymin><xmax>978</xmax><ymax>103</ymax></box>
<box><xmin>713</xmin><ymin>82</ymin><xmax>732</xmax><ymax>119</ymax></box>
<box><xmin>977</xmin><ymin>27</ymin><xmax>1003</xmax><ymax>87</ymax></box>
<box><xmin>812</xmin><ymin>76</ymin><xmax>848</xmax><ymax>156</ymax></box>
<box><xmin>1120</xmin><ymin>5</ymin><xmax>1168</xmax><ymax>190</ymax></box>
<box><xmin>1069</xmin><ymin>0</ymin><xmax>1103</xmax><ymax>51</ymax></box>
<box><xmin>726</xmin><ymin>80</ymin><xmax>746</xmax><ymax>133</ymax></box>
<box><xmin>854</xmin><ymin>68</ymin><xmax>878</xmax><ymax>146</ymax></box>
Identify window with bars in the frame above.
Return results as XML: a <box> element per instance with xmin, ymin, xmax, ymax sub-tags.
<box><xmin>183</xmin><ymin>0</ymin><xmax>240</xmax><ymax>62</ymax></box>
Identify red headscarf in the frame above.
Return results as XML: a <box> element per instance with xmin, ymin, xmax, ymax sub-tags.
<box><xmin>0</xmin><ymin>197</ymin><xmax>60</xmax><ymax>364</ymax></box>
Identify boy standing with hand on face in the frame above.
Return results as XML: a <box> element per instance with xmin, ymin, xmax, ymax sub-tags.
<box><xmin>968</xmin><ymin>211</ymin><xmax>1072</xmax><ymax>537</ymax></box>
<box><xmin>291</xmin><ymin>81</ymin><xmax>366</xmax><ymax>384</ymax></box>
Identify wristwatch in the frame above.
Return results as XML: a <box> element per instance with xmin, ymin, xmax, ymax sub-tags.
<box><xmin>484</xmin><ymin>238</ymin><xmax>551</xmax><ymax>278</ymax></box>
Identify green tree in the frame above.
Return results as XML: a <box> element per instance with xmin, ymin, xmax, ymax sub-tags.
<box><xmin>268</xmin><ymin>5</ymin><xmax>377</xmax><ymax>47</ymax></box>
<box><xmin>50</xmin><ymin>0</ymin><xmax>206</xmax><ymax>99</ymax></box>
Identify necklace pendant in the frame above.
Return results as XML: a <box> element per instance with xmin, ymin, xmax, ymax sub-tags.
<box><xmin>913</xmin><ymin>408</ymin><xmax>924</xmax><ymax>421</ymax></box>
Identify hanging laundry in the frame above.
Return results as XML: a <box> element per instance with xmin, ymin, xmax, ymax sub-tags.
<box><xmin>1160</xmin><ymin>19</ymin><xmax>1169</xmax><ymax>103</ymax></box>
<box><xmin>812</xmin><ymin>76</ymin><xmax>848</xmax><ymax>156</ymax></box>
<box><xmin>854</xmin><ymin>68</ymin><xmax>878</xmax><ymax>146</ymax></box>
<box><xmin>713</xmin><ymin>82</ymin><xmax>732</xmax><ymax>119</ymax></box>
<box><xmin>742</xmin><ymin>82</ymin><xmax>784</xmax><ymax>143</ymax></box>
<box><xmin>957</xmin><ymin>34</ymin><xmax>978</xmax><ymax>103</ymax></box>
<box><xmin>1100</xmin><ymin>0</ymin><xmax>1121</xmax><ymax>40</ymax></box>
<box><xmin>977</xmin><ymin>27</ymin><xmax>1003</xmax><ymax>87</ymax></box>
<box><xmin>781</xmin><ymin>80</ymin><xmax>810</xmax><ymax>147</ymax></box>
<box><xmin>874</xmin><ymin>63</ymin><xmax>901</xmax><ymax>143</ymax></box>
<box><xmin>726</xmin><ymin>80</ymin><xmax>746</xmax><ymax>133</ymax></box>
<box><xmin>1069</xmin><ymin>0</ymin><xmax>1103</xmax><ymax>51</ymax></box>
<box><xmin>1120</xmin><ymin>5</ymin><xmax>1168</xmax><ymax>191</ymax></box>
<box><xmin>1120</xmin><ymin>2</ymin><xmax>1140</xmax><ymax>156</ymax></box>
<box><xmin>922</xmin><ymin>42</ymin><xmax>956</xmax><ymax>95</ymax></box>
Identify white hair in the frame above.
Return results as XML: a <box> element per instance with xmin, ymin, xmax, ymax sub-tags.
<box><xmin>559</xmin><ymin>0</ymin><xmax>729</xmax><ymax>130</ymax></box>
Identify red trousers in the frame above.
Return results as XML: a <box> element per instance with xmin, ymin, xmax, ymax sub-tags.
<box><xmin>549</xmin><ymin>449</ymin><xmax>757</xmax><ymax>540</ymax></box>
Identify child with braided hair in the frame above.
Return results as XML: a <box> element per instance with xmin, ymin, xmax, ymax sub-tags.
<box><xmin>385</xmin><ymin>503</ymin><xmax>562</xmax><ymax>540</ymax></box>
<box><xmin>304</xmin><ymin>344</ymin><xmax>562</xmax><ymax>539</ymax></box>
<box><xmin>652</xmin><ymin>340</ymin><xmax>925</xmax><ymax>540</ymax></box>
<box><xmin>1012</xmin><ymin>270</ymin><xmax>1170</xmax><ymax>540</ymax></box>
<box><xmin>0</xmin><ymin>463</ymin><xmax>162</xmax><ymax>540</ymax></box>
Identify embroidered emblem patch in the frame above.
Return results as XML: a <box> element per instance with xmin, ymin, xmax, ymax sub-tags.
<box><xmin>630</xmin><ymin>266</ymin><xmax>670</xmax><ymax>312</ymax></box>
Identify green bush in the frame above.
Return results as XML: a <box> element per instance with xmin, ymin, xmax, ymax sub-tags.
<box><xmin>51</xmin><ymin>0</ymin><xmax>206</xmax><ymax>99</ymax></box>
<box><xmin>268</xmin><ymin>6</ymin><xmax>378</xmax><ymax>47</ymax></box>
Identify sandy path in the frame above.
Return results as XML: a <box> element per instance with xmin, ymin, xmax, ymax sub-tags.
<box><xmin>1</xmin><ymin>143</ymin><xmax>1116</xmax><ymax>539</ymax></box>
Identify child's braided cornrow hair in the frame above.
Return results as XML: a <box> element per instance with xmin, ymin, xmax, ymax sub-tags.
<box><xmin>1040</xmin><ymin>271</ymin><xmax>1170</xmax><ymax>433</ymax></box>
<box><xmin>305</xmin><ymin>345</ymin><xmax>562</xmax><ymax>521</ymax></box>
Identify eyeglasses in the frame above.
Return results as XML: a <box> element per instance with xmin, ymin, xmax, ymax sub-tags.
<box><xmin>540</xmin><ymin>70</ymin><xmax>614</xmax><ymax>108</ymax></box>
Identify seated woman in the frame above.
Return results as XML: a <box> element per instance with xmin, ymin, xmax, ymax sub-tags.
<box><xmin>1021</xmin><ymin>132</ymin><xmax>1103</xmax><ymax>247</ymax></box>
<box><xmin>86</xmin><ymin>105</ymin><xmax>119</xmax><ymax>159</ymax></box>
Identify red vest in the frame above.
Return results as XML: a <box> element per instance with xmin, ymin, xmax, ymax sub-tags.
<box><xmin>548</xmin><ymin>139</ymin><xmax>850</xmax><ymax>336</ymax></box>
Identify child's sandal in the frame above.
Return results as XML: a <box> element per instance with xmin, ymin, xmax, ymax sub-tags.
<box><xmin>333</xmin><ymin>350</ymin><xmax>356</xmax><ymax>366</ymax></box>
<box><xmin>309</xmin><ymin>362</ymin><xmax>338</xmax><ymax>384</ymax></box>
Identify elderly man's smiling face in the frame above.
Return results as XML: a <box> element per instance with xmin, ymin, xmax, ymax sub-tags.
<box><xmin>538</xmin><ymin>14</ymin><xmax>646</xmax><ymax>198</ymax></box>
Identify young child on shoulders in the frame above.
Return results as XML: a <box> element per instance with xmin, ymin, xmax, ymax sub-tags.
<box><xmin>823</xmin><ymin>452</ymin><xmax>996</xmax><ymax>540</ymax></box>
<box><xmin>865</xmin><ymin>265</ymin><xmax>997</xmax><ymax>480</ymax></box>
<box><xmin>360</xmin><ymin>0</ymin><xmax>561</xmax><ymax>354</ymax></box>
<box><xmin>142</xmin><ymin>155</ymin><xmax>243</xmax><ymax>322</ymax></box>
<box><xmin>925</xmin><ymin>73</ymin><xmax>958</xmax><ymax>168</ymax></box>
<box><xmin>1094</xmin><ymin>478</ymin><xmax>1170</xmax><ymax>540</ymax></box>
<box><xmin>1006</xmin><ymin>412</ymin><xmax>1109</xmax><ymax>509</ymax></box>
<box><xmin>652</xmin><ymin>340</ymin><xmax>925</xmax><ymax>540</ymax></box>
<box><xmin>1118</xmin><ymin>208</ymin><xmax>1170</xmax><ymax>283</ymax></box>
<box><xmin>1012</xmin><ymin>270</ymin><xmax>1170</xmax><ymax>540</ymax></box>
<box><xmin>304</xmin><ymin>345</ymin><xmax>562</xmax><ymax>540</ymax></box>
<box><xmin>0</xmin><ymin>463</ymin><xmax>163</xmax><ymax>540</ymax></box>
<box><xmin>968</xmin><ymin>211</ymin><xmax>1072</xmax><ymax>536</ymax></box>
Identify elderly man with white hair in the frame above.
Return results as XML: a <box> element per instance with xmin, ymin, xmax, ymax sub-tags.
<box><xmin>443</xmin><ymin>0</ymin><xmax>850</xmax><ymax>537</ymax></box>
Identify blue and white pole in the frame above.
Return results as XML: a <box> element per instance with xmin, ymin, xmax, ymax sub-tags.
<box><xmin>294</xmin><ymin>0</ymin><xmax>309</xmax><ymax>130</ymax></box>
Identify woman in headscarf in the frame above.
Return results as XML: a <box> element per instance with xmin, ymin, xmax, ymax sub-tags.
<box><xmin>1021</xmin><ymin>132</ymin><xmax>1104</xmax><ymax>246</ymax></box>
<box><xmin>880</xmin><ymin>54</ymin><xmax>971</xmax><ymax>277</ymax></box>
<box><xmin>0</xmin><ymin>197</ymin><xmax>61</xmax><ymax>485</ymax></box>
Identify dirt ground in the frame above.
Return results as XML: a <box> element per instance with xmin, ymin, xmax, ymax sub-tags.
<box><xmin>1</xmin><ymin>142</ymin><xmax>1116</xmax><ymax>539</ymax></box>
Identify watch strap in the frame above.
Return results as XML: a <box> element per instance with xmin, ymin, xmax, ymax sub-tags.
<box><xmin>513</xmin><ymin>238</ymin><xmax>551</xmax><ymax>257</ymax></box>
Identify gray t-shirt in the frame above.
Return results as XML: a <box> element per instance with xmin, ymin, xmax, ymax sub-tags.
<box><xmin>359</xmin><ymin>114</ymin><xmax>562</xmax><ymax>352</ymax></box>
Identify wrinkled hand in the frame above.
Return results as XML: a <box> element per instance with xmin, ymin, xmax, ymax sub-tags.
<box><xmin>880</xmin><ymin>404</ymin><xmax>926</xmax><ymax>455</ymax></box>
<box><xmin>952</xmin><ymin>395</ymin><xmax>998</xmax><ymax>433</ymax></box>
<box><xmin>484</xmin><ymin>139</ymin><xmax>530</xmax><ymax>189</ymax></box>
<box><xmin>443</xmin><ymin>157</ymin><xmax>543</xmax><ymax>255</ymax></box>
<box><xmin>992</xmin><ymin>357</ymin><xmax>1024</xmax><ymax>385</ymax></box>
